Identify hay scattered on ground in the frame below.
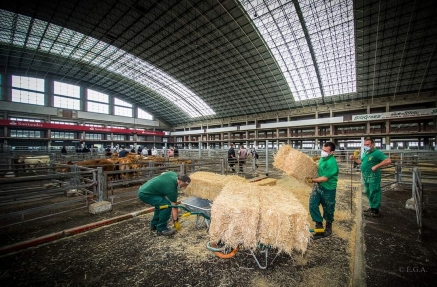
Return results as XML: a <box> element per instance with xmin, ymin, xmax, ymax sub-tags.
<box><xmin>183</xmin><ymin>171</ymin><xmax>246</xmax><ymax>200</ymax></box>
<box><xmin>273</xmin><ymin>145</ymin><xmax>318</xmax><ymax>186</ymax></box>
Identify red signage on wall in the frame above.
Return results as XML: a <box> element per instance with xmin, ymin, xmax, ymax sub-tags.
<box><xmin>0</xmin><ymin>120</ymin><xmax>165</xmax><ymax>136</ymax></box>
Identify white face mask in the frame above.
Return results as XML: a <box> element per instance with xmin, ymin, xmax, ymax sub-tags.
<box><xmin>321</xmin><ymin>150</ymin><xmax>330</xmax><ymax>158</ymax></box>
<box><xmin>363</xmin><ymin>146</ymin><xmax>371</xmax><ymax>151</ymax></box>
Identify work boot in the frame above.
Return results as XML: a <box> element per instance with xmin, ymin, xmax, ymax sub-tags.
<box><xmin>157</xmin><ymin>228</ymin><xmax>176</xmax><ymax>236</ymax></box>
<box><xmin>325</xmin><ymin>222</ymin><xmax>332</xmax><ymax>237</ymax></box>
<box><xmin>363</xmin><ymin>207</ymin><xmax>372</xmax><ymax>213</ymax></box>
<box><xmin>150</xmin><ymin>225</ymin><xmax>157</xmax><ymax>231</ymax></box>
<box><xmin>315</xmin><ymin>222</ymin><xmax>323</xmax><ymax>229</ymax></box>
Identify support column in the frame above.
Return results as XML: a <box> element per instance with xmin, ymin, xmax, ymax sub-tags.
<box><xmin>384</xmin><ymin>136</ymin><xmax>390</xmax><ymax>150</ymax></box>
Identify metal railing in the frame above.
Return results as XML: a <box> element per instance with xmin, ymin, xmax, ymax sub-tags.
<box><xmin>412</xmin><ymin>167</ymin><xmax>423</xmax><ymax>239</ymax></box>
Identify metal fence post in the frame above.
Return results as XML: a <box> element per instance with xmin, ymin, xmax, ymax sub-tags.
<box><xmin>97</xmin><ymin>167</ymin><xmax>105</xmax><ymax>202</ymax></box>
<box><xmin>191</xmin><ymin>158</ymin><xmax>195</xmax><ymax>173</ymax></box>
<box><xmin>70</xmin><ymin>164</ymin><xmax>79</xmax><ymax>187</ymax></box>
<box><xmin>180</xmin><ymin>162</ymin><xmax>186</xmax><ymax>175</ymax></box>
<box><xmin>265</xmin><ymin>140</ymin><xmax>269</xmax><ymax>176</ymax></box>
<box><xmin>221</xmin><ymin>158</ymin><xmax>225</xmax><ymax>175</ymax></box>
<box><xmin>148</xmin><ymin>160</ymin><xmax>154</xmax><ymax>178</ymax></box>
<box><xmin>395</xmin><ymin>164</ymin><xmax>402</xmax><ymax>183</ymax></box>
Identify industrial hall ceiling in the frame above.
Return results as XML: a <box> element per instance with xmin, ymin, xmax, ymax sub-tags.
<box><xmin>0</xmin><ymin>0</ymin><xmax>436</xmax><ymax>127</ymax></box>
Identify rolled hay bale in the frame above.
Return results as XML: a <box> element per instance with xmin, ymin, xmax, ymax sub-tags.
<box><xmin>209</xmin><ymin>182</ymin><xmax>311</xmax><ymax>255</ymax></box>
<box><xmin>183</xmin><ymin>171</ymin><xmax>246</xmax><ymax>200</ymax></box>
<box><xmin>273</xmin><ymin>145</ymin><xmax>317</xmax><ymax>186</ymax></box>
<box><xmin>251</xmin><ymin>178</ymin><xmax>277</xmax><ymax>186</ymax></box>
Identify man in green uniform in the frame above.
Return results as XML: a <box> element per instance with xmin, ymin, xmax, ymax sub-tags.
<box><xmin>138</xmin><ymin>172</ymin><xmax>191</xmax><ymax>236</ymax></box>
<box><xmin>307</xmin><ymin>142</ymin><xmax>339</xmax><ymax>237</ymax></box>
<box><xmin>350</xmin><ymin>138</ymin><xmax>391</xmax><ymax>217</ymax></box>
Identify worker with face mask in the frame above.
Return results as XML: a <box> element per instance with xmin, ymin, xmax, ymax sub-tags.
<box><xmin>350</xmin><ymin>138</ymin><xmax>391</xmax><ymax>217</ymax></box>
<box><xmin>306</xmin><ymin>142</ymin><xmax>339</xmax><ymax>237</ymax></box>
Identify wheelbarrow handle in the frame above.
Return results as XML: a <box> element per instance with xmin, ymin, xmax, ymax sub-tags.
<box><xmin>159</xmin><ymin>204</ymin><xmax>211</xmax><ymax>220</ymax></box>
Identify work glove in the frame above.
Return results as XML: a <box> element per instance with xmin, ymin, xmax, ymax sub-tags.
<box><xmin>305</xmin><ymin>177</ymin><xmax>313</xmax><ymax>184</ymax></box>
<box><xmin>174</xmin><ymin>220</ymin><xmax>181</xmax><ymax>231</ymax></box>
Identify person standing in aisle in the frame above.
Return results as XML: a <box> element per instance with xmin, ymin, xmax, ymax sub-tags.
<box><xmin>350</xmin><ymin>138</ymin><xmax>391</xmax><ymax>217</ymax></box>
<box><xmin>238</xmin><ymin>145</ymin><xmax>248</xmax><ymax>172</ymax></box>
<box><xmin>118</xmin><ymin>146</ymin><xmax>129</xmax><ymax>158</ymax></box>
<box><xmin>306</xmin><ymin>142</ymin><xmax>339</xmax><ymax>237</ymax></box>
<box><xmin>228</xmin><ymin>144</ymin><xmax>236</xmax><ymax>172</ymax></box>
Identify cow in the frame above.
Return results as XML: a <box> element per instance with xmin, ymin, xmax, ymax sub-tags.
<box><xmin>18</xmin><ymin>155</ymin><xmax>51</xmax><ymax>170</ymax></box>
<box><xmin>66</xmin><ymin>159</ymin><xmax>116</xmax><ymax>172</ymax></box>
<box><xmin>118</xmin><ymin>157</ymin><xmax>132</xmax><ymax>180</ymax></box>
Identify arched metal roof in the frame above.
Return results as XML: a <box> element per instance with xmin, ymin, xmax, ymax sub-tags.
<box><xmin>0</xmin><ymin>0</ymin><xmax>436</xmax><ymax>126</ymax></box>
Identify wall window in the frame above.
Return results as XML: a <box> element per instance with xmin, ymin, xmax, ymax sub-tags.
<box><xmin>51</xmin><ymin>121</ymin><xmax>76</xmax><ymax>125</ymax></box>
<box><xmin>138</xmin><ymin>108</ymin><xmax>153</xmax><ymax>120</ymax></box>
<box><xmin>10</xmin><ymin>130</ymin><xmax>42</xmax><ymax>138</ymax></box>
<box><xmin>114</xmin><ymin>106</ymin><xmax>132</xmax><ymax>117</ymax></box>
<box><xmin>114</xmin><ymin>97</ymin><xmax>132</xmax><ymax>117</ymax></box>
<box><xmin>84</xmin><ymin>123</ymin><xmax>103</xmax><ymax>127</ymax></box>
<box><xmin>85</xmin><ymin>133</ymin><xmax>103</xmax><ymax>140</ymax></box>
<box><xmin>109</xmin><ymin>126</ymin><xmax>125</xmax><ymax>129</ymax></box>
<box><xmin>113</xmin><ymin>134</ymin><xmax>125</xmax><ymax>141</ymax></box>
<box><xmin>10</xmin><ymin>117</ymin><xmax>42</xmax><ymax>122</ymax></box>
<box><xmin>53</xmin><ymin>81</ymin><xmax>81</xmax><ymax>110</ymax></box>
<box><xmin>51</xmin><ymin>131</ymin><xmax>75</xmax><ymax>139</ymax></box>
<box><xmin>87</xmin><ymin>89</ymin><xmax>109</xmax><ymax>114</ymax></box>
<box><xmin>87</xmin><ymin>101</ymin><xmax>109</xmax><ymax>114</ymax></box>
<box><xmin>11</xmin><ymin>76</ymin><xmax>45</xmax><ymax>105</ymax></box>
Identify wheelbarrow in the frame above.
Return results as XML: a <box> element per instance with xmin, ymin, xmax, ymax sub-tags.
<box><xmin>161</xmin><ymin>196</ymin><xmax>272</xmax><ymax>269</ymax></box>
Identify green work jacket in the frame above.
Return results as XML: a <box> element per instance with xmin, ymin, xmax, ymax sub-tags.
<box><xmin>360</xmin><ymin>149</ymin><xmax>388</xmax><ymax>177</ymax></box>
<box><xmin>318</xmin><ymin>154</ymin><xmax>339</xmax><ymax>190</ymax></box>
<box><xmin>138</xmin><ymin>171</ymin><xmax>178</xmax><ymax>202</ymax></box>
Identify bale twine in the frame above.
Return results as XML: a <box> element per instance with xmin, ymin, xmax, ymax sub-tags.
<box><xmin>183</xmin><ymin>172</ymin><xmax>246</xmax><ymax>200</ymax></box>
<box><xmin>251</xmin><ymin>178</ymin><xmax>277</xmax><ymax>186</ymax></box>
<box><xmin>209</xmin><ymin>182</ymin><xmax>311</xmax><ymax>255</ymax></box>
<box><xmin>273</xmin><ymin>145</ymin><xmax>317</xmax><ymax>186</ymax></box>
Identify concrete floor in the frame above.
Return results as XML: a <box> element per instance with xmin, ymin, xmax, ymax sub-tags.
<box><xmin>362</xmin><ymin>185</ymin><xmax>437</xmax><ymax>286</ymax></box>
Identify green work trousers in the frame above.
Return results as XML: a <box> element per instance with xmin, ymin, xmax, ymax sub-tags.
<box><xmin>363</xmin><ymin>172</ymin><xmax>382</xmax><ymax>209</ymax></box>
<box><xmin>138</xmin><ymin>193</ymin><xmax>171</xmax><ymax>231</ymax></box>
<box><xmin>309</xmin><ymin>184</ymin><xmax>336</xmax><ymax>223</ymax></box>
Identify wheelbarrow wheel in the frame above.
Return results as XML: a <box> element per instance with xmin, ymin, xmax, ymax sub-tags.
<box><xmin>207</xmin><ymin>241</ymin><xmax>238</xmax><ymax>259</ymax></box>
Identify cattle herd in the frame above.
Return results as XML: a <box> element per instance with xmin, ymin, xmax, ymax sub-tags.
<box><xmin>7</xmin><ymin>153</ymin><xmax>192</xmax><ymax>181</ymax></box>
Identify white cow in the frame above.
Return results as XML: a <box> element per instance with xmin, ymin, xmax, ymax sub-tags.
<box><xmin>18</xmin><ymin>155</ymin><xmax>51</xmax><ymax>169</ymax></box>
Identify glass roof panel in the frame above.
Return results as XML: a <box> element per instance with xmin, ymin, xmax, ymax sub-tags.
<box><xmin>239</xmin><ymin>0</ymin><xmax>356</xmax><ymax>100</ymax></box>
<box><xmin>0</xmin><ymin>9</ymin><xmax>214</xmax><ymax>119</ymax></box>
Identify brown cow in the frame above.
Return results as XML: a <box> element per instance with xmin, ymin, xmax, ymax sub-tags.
<box><xmin>118</xmin><ymin>158</ymin><xmax>132</xmax><ymax>180</ymax></box>
<box><xmin>66</xmin><ymin>159</ymin><xmax>116</xmax><ymax>172</ymax></box>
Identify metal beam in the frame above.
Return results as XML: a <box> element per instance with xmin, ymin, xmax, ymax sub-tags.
<box><xmin>292</xmin><ymin>0</ymin><xmax>325</xmax><ymax>104</ymax></box>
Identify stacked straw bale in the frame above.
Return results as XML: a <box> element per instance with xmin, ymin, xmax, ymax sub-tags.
<box><xmin>183</xmin><ymin>172</ymin><xmax>246</xmax><ymax>200</ymax></box>
<box><xmin>273</xmin><ymin>145</ymin><xmax>318</xmax><ymax>186</ymax></box>
<box><xmin>209</xmin><ymin>181</ymin><xmax>311</xmax><ymax>255</ymax></box>
<box><xmin>257</xmin><ymin>187</ymin><xmax>310</xmax><ymax>254</ymax></box>
<box><xmin>209</xmin><ymin>182</ymin><xmax>260</xmax><ymax>249</ymax></box>
<box><xmin>251</xmin><ymin>178</ymin><xmax>277</xmax><ymax>186</ymax></box>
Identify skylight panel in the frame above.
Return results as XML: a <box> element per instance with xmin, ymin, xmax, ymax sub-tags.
<box><xmin>0</xmin><ymin>9</ymin><xmax>215</xmax><ymax>119</ymax></box>
<box><xmin>239</xmin><ymin>0</ymin><xmax>356</xmax><ymax>100</ymax></box>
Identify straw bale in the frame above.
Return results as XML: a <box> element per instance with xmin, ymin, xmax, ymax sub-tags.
<box><xmin>209</xmin><ymin>182</ymin><xmax>260</xmax><ymax>250</ymax></box>
<box><xmin>209</xmin><ymin>182</ymin><xmax>311</xmax><ymax>255</ymax></box>
<box><xmin>251</xmin><ymin>178</ymin><xmax>277</xmax><ymax>186</ymax></box>
<box><xmin>183</xmin><ymin>172</ymin><xmax>246</xmax><ymax>200</ymax></box>
<box><xmin>257</xmin><ymin>187</ymin><xmax>311</xmax><ymax>254</ymax></box>
<box><xmin>273</xmin><ymin>145</ymin><xmax>318</xmax><ymax>186</ymax></box>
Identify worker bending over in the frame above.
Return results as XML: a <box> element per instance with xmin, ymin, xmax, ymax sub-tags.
<box><xmin>138</xmin><ymin>172</ymin><xmax>191</xmax><ymax>236</ymax></box>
